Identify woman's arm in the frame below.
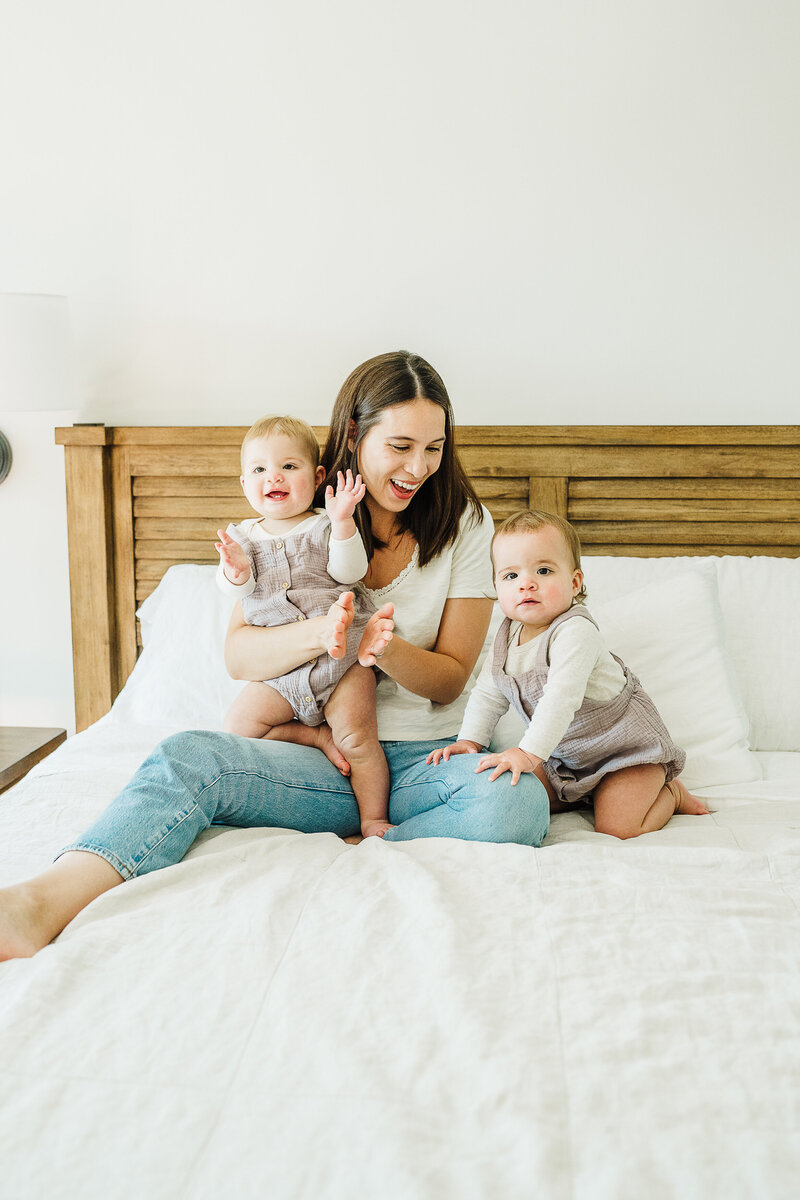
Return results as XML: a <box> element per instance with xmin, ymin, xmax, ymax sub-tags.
<box><xmin>374</xmin><ymin>596</ymin><xmax>492</xmax><ymax>706</ymax></box>
<box><xmin>224</xmin><ymin>594</ymin><xmax>355</xmax><ymax>681</ymax></box>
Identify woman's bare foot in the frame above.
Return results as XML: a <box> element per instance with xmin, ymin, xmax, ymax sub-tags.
<box><xmin>323</xmin><ymin>592</ymin><xmax>355</xmax><ymax>660</ymax></box>
<box><xmin>667</xmin><ymin>778</ymin><xmax>710</xmax><ymax>816</ymax></box>
<box><xmin>0</xmin><ymin>884</ymin><xmax>49</xmax><ymax>960</ymax></box>
<box><xmin>358</xmin><ymin>603</ymin><xmax>394</xmax><ymax>667</ymax></box>
<box><xmin>361</xmin><ymin>819</ymin><xmax>395</xmax><ymax>839</ymax></box>
<box><xmin>0</xmin><ymin>854</ymin><xmax>123</xmax><ymax>962</ymax></box>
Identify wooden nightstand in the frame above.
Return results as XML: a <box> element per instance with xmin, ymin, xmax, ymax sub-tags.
<box><xmin>0</xmin><ymin>727</ymin><xmax>67</xmax><ymax>794</ymax></box>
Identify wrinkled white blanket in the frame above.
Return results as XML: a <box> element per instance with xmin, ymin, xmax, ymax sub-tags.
<box><xmin>2</xmin><ymin>724</ymin><xmax>800</xmax><ymax>1200</ymax></box>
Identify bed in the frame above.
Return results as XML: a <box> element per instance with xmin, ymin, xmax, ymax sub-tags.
<box><xmin>1</xmin><ymin>424</ymin><xmax>799</xmax><ymax>1199</ymax></box>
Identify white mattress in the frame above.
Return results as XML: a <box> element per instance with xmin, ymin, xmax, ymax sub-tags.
<box><xmin>2</xmin><ymin>723</ymin><xmax>800</xmax><ymax>1199</ymax></box>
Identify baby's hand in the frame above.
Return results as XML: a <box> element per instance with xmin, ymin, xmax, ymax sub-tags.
<box><xmin>426</xmin><ymin>740</ymin><xmax>482</xmax><ymax>766</ymax></box>
<box><xmin>325</xmin><ymin>470</ymin><xmax>366</xmax><ymax>525</ymax></box>
<box><xmin>474</xmin><ymin>747</ymin><xmax>541</xmax><ymax>785</ymax></box>
<box><xmin>215</xmin><ymin>529</ymin><xmax>252</xmax><ymax>584</ymax></box>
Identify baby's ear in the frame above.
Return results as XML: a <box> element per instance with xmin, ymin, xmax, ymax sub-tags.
<box><xmin>315</xmin><ymin>465</ymin><xmax>326</xmax><ymax>487</ymax></box>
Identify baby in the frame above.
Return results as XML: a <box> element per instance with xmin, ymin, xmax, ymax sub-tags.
<box><xmin>429</xmin><ymin>509</ymin><xmax>709</xmax><ymax>839</ymax></box>
<box><xmin>216</xmin><ymin>415</ymin><xmax>394</xmax><ymax>838</ymax></box>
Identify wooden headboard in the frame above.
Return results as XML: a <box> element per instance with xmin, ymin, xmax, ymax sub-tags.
<box><xmin>56</xmin><ymin>424</ymin><xmax>800</xmax><ymax>731</ymax></box>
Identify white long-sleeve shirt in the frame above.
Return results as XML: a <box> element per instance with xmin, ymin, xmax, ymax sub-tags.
<box><xmin>459</xmin><ymin>616</ymin><xmax>626</xmax><ymax>760</ymax></box>
<box><xmin>216</xmin><ymin>511</ymin><xmax>368</xmax><ymax>599</ymax></box>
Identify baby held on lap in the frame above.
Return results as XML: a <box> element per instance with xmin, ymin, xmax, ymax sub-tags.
<box><xmin>215</xmin><ymin>415</ymin><xmax>394</xmax><ymax>838</ymax></box>
<box><xmin>429</xmin><ymin>509</ymin><xmax>709</xmax><ymax>840</ymax></box>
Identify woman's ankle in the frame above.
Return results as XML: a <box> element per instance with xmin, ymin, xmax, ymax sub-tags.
<box><xmin>0</xmin><ymin>880</ymin><xmax>57</xmax><ymax>959</ymax></box>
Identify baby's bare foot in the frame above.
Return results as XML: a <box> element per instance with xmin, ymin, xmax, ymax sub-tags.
<box><xmin>323</xmin><ymin>592</ymin><xmax>354</xmax><ymax>660</ymax></box>
<box><xmin>0</xmin><ymin>885</ymin><xmax>50</xmax><ymax>961</ymax></box>
<box><xmin>668</xmin><ymin>779</ymin><xmax>710</xmax><ymax>816</ymax></box>
<box><xmin>361</xmin><ymin>820</ymin><xmax>395</xmax><ymax>839</ymax></box>
<box><xmin>358</xmin><ymin>603</ymin><xmax>394</xmax><ymax>667</ymax></box>
<box><xmin>311</xmin><ymin>724</ymin><xmax>351</xmax><ymax>776</ymax></box>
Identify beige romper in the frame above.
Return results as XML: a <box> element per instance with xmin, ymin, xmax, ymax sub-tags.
<box><xmin>491</xmin><ymin>606</ymin><xmax>686</xmax><ymax>804</ymax></box>
<box><xmin>227</xmin><ymin>517</ymin><xmax>374</xmax><ymax>726</ymax></box>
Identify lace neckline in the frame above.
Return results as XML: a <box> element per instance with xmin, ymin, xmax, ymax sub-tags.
<box><xmin>363</xmin><ymin>545</ymin><xmax>420</xmax><ymax>599</ymax></box>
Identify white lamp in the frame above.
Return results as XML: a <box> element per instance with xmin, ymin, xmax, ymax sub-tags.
<box><xmin>0</xmin><ymin>293</ymin><xmax>78</xmax><ymax>483</ymax></box>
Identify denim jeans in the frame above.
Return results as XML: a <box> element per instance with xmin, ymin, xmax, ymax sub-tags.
<box><xmin>60</xmin><ymin>733</ymin><xmax>550</xmax><ymax>879</ymax></box>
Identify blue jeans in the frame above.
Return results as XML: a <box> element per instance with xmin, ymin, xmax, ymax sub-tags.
<box><xmin>60</xmin><ymin>733</ymin><xmax>550</xmax><ymax>879</ymax></box>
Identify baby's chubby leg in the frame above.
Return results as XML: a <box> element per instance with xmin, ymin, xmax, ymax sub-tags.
<box><xmin>325</xmin><ymin>665</ymin><xmax>392</xmax><ymax>838</ymax></box>
<box><xmin>593</xmin><ymin>763</ymin><xmax>710</xmax><ymax>839</ymax></box>
<box><xmin>224</xmin><ymin>683</ymin><xmax>350</xmax><ymax>775</ymax></box>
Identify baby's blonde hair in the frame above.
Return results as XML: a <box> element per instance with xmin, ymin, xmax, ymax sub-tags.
<box><xmin>241</xmin><ymin>415</ymin><xmax>321</xmax><ymax>472</ymax></box>
<box><xmin>491</xmin><ymin>509</ymin><xmax>588</xmax><ymax>604</ymax></box>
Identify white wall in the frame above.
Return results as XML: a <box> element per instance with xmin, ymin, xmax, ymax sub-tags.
<box><xmin>1</xmin><ymin>1</ymin><xmax>798</xmax><ymax>733</ymax></box>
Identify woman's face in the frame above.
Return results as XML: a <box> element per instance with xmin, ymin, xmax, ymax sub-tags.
<box><xmin>354</xmin><ymin>398</ymin><xmax>447</xmax><ymax>517</ymax></box>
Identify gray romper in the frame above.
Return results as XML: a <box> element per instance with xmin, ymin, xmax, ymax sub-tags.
<box><xmin>491</xmin><ymin>606</ymin><xmax>686</xmax><ymax>804</ymax></box>
<box><xmin>227</xmin><ymin>516</ymin><xmax>374</xmax><ymax>726</ymax></box>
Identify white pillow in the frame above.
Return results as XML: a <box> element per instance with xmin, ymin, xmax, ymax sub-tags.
<box><xmin>491</xmin><ymin>568</ymin><xmax>761</xmax><ymax>791</ymax></box>
<box><xmin>715</xmin><ymin>556</ymin><xmax>800</xmax><ymax>752</ymax></box>
<box><xmin>580</xmin><ymin>554</ymin><xmax>800</xmax><ymax>753</ymax></box>
<box><xmin>108</xmin><ymin>565</ymin><xmax>242</xmax><ymax>728</ymax></box>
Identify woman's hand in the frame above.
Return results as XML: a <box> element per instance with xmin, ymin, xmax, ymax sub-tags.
<box><xmin>426</xmin><ymin>739</ymin><xmax>482</xmax><ymax>766</ymax></box>
<box><xmin>357</xmin><ymin>603</ymin><xmax>394</xmax><ymax>667</ymax></box>
<box><xmin>474</xmin><ymin>747</ymin><xmax>542</xmax><ymax>785</ymax></box>
<box><xmin>373</xmin><ymin>596</ymin><xmax>492</xmax><ymax>706</ymax></box>
<box><xmin>215</xmin><ymin>529</ymin><xmax>252</xmax><ymax>585</ymax></box>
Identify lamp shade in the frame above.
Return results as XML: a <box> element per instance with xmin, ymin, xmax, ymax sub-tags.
<box><xmin>0</xmin><ymin>293</ymin><xmax>77</xmax><ymax>412</ymax></box>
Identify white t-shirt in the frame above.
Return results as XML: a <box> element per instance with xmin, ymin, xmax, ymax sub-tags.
<box><xmin>365</xmin><ymin>504</ymin><xmax>495</xmax><ymax>741</ymax></box>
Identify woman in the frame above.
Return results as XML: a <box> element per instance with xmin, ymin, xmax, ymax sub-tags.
<box><xmin>0</xmin><ymin>351</ymin><xmax>550</xmax><ymax>960</ymax></box>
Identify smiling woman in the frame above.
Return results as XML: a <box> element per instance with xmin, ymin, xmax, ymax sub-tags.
<box><xmin>319</xmin><ymin>351</ymin><xmax>482</xmax><ymax>567</ymax></box>
<box><xmin>355</xmin><ymin>397</ymin><xmax>445</xmax><ymax>511</ymax></box>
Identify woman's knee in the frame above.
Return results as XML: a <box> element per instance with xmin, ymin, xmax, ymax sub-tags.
<box><xmin>157</xmin><ymin>730</ymin><xmax>211</xmax><ymax>759</ymax></box>
<box><xmin>138</xmin><ymin>731</ymin><xmax>245</xmax><ymax>799</ymax></box>
<box><xmin>492</xmin><ymin>784</ymin><xmax>550</xmax><ymax>846</ymax></box>
<box><xmin>155</xmin><ymin>730</ymin><xmax>240</xmax><ymax>769</ymax></box>
<box><xmin>447</xmin><ymin>762</ymin><xmax>549</xmax><ymax>846</ymax></box>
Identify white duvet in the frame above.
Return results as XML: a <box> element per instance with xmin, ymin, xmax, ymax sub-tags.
<box><xmin>2</xmin><ymin>721</ymin><xmax>800</xmax><ymax>1200</ymax></box>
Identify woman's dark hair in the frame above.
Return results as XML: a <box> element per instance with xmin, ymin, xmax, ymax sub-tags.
<box><xmin>317</xmin><ymin>350</ymin><xmax>482</xmax><ymax>566</ymax></box>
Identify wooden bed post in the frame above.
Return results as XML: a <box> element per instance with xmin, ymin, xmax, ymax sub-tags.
<box><xmin>56</xmin><ymin>425</ymin><xmax>117</xmax><ymax>732</ymax></box>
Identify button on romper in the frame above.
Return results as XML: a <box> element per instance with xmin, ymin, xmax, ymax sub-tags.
<box><xmin>226</xmin><ymin>516</ymin><xmax>374</xmax><ymax>726</ymax></box>
<box><xmin>491</xmin><ymin>606</ymin><xmax>686</xmax><ymax>804</ymax></box>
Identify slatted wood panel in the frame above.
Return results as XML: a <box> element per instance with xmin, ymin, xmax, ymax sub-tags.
<box><xmin>57</xmin><ymin>424</ymin><xmax>800</xmax><ymax>729</ymax></box>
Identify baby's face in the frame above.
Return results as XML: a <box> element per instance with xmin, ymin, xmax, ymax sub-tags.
<box><xmin>493</xmin><ymin>525</ymin><xmax>583</xmax><ymax>636</ymax></box>
<box><xmin>240</xmin><ymin>433</ymin><xmax>324</xmax><ymax>522</ymax></box>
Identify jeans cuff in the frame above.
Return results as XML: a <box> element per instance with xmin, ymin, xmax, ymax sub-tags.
<box><xmin>55</xmin><ymin>843</ymin><xmax>134</xmax><ymax>881</ymax></box>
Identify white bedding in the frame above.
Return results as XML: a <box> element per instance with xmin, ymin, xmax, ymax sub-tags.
<box><xmin>2</xmin><ymin>720</ymin><xmax>800</xmax><ymax>1199</ymax></box>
